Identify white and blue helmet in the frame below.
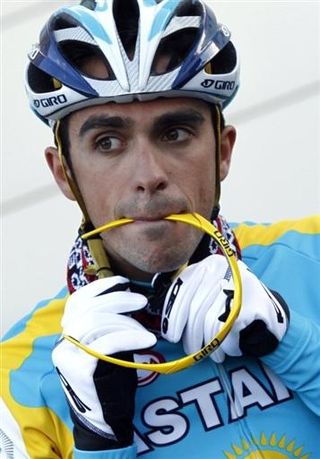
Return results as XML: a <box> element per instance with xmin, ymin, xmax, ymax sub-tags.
<box><xmin>26</xmin><ymin>0</ymin><xmax>240</xmax><ymax>126</ymax></box>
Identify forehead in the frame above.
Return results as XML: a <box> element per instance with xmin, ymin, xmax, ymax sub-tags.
<box><xmin>68</xmin><ymin>97</ymin><xmax>212</xmax><ymax>131</ymax></box>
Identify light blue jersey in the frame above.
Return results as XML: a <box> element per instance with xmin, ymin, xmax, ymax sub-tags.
<box><xmin>1</xmin><ymin>216</ymin><xmax>319</xmax><ymax>458</ymax></box>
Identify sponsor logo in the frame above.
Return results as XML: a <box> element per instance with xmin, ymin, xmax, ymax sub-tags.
<box><xmin>34</xmin><ymin>94</ymin><xmax>67</xmax><ymax>109</ymax></box>
<box><xmin>221</xmin><ymin>25</ymin><xmax>231</xmax><ymax>37</ymax></box>
<box><xmin>135</xmin><ymin>351</ymin><xmax>165</xmax><ymax>386</ymax></box>
<box><xmin>29</xmin><ymin>47</ymin><xmax>40</xmax><ymax>60</ymax></box>
<box><xmin>161</xmin><ymin>278</ymin><xmax>183</xmax><ymax>334</ymax></box>
<box><xmin>218</xmin><ymin>289</ymin><xmax>234</xmax><ymax>322</ymax></box>
<box><xmin>56</xmin><ymin>367</ymin><xmax>91</xmax><ymax>413</ymax></box>
<box><xmin>134</xmin><ymin>364</ymin><xmax>293</xmax><ymax>455</ymax></box>
<box><xmin>201</xmin><ymin>79</ymin><xmax>235</xmax><ymax>91</ymax></box>
<box><xmin>263</xmin><ymin>287</ymin><xmax>285</xmax><ymax>324</ymax></box>
<box><xmin>212</xmin><ymin>229</ymin><xmax>235</xmax><ymax>257</ymax></box>
<box><xmin>193</xmin><ymin>340</ymin><xmax>220</xmax><ymax>362</ymax></box>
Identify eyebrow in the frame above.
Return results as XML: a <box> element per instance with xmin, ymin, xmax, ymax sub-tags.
<box><xmin>78</xmin><ymin>108</ymin><xmax>206</xmax><ymax>138</ymax></box>
<box><xmin>152</xmin><ymin>109</ymin><xmax>205</xmax><ymax>132</ymax></box>
<box><xmin>79</xmin><ymin>115</ymin><xmax>134</xmax><ymax>138</ymax></box>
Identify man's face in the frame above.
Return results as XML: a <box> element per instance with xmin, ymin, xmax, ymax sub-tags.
<box><xmin>58</xmin><ymin>98</ymin><xmax>229</xmax><ymax>278</ymax></box>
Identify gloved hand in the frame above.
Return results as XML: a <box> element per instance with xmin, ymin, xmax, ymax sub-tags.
<box><xmin>52</xmin><ymin>276</ymin><xmax>156</xmax><ymax>450</ymax></box>
<box><xmin>161</xmin><ymin>255</ymin><xmax>289</xmax><ymax>363</ymax></box>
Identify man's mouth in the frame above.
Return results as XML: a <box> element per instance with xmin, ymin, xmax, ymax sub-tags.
<box><xmin>130</xmin><ymin>216</ymin><xmax>169</xmax><ymax>222</ymax></box>
<box><xmin>123</xmin><ymin>211</ymin><xmax>186</xmax><ymax>222</ymax></box>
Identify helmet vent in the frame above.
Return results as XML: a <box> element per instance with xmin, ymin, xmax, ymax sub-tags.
<box><xmin>52</xmin><ymin>15</ymin><xmax>79</xmax><ymax>31</ymax></box>
<box><xmin>59</xmin><ymin>41</ymin><xmax>116</xmax><ymax>80</ymax></box>
<box><xmin>206</xmin><ymin>42</ymin><xmax>237</xmax><ymax>75</ymax></box>
<box><xmin>28</xmin><ymin>63</ymin><xmax>58</xmax><ymax>93</ymax></box>
<box><xmin>151</xmin><ymin>29</ymin><xmax>197</xmax><ymax>75</ymax></box>
<box><xmin>113</xmin><ymin>0</ymin><xmax>139</xmax><ymax>60</ymax></box>
<box><xmin>80</xmin><ymin>0</ymin><xmax>96</xmax><ymax>10</ymax></box>
<box><xmin>174</xmin><ymin>0</ymin><xmax>203</xmax><ymax>17</ymax></box>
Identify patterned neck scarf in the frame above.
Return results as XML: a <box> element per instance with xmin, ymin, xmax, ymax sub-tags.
<box><xmin>66</xmin><ymin>214</ymin><xmax>241</xmax><ymax>333</ymax></box>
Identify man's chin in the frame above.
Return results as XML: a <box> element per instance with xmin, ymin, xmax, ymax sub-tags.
<box><xmin>103</xmin><ymin>225</ymin><xmax>202</xmax><ymax>277</ymax></box>
<box><xmin>130</xmin><ymin>249</ymin><xmax>189</xmax><ymax>274</ymax></box>
<box><xmin>124</xmin><ymin>219</ymin><xmax>182</xmax><ymax>242</ymax></box>
<box><xmin>107</xmin><ymin>243</ymin><xmax>192</xmax><ymax>280</ymax></box>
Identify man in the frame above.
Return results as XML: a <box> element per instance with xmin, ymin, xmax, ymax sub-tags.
<box><xmin>1</xmin><ymin>0</ymin><xmax>319</xmax><ymax>458</ymax></box>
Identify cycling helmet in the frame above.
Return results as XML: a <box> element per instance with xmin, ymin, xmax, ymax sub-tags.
<box><xmin>25</xmin><ymin>0</ymin><xmax>239</xmax><ymax>126</ymax></box>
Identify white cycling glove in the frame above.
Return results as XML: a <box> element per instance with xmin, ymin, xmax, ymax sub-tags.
<box><xmin>52</xmin><ymin>276</ymin><xmax>156</xmax><ymax>450</ymax></box>
<box><xmin>161</xmin><ymin>255</ymin><xmax>289</xmax><ymax>363</ymax></box>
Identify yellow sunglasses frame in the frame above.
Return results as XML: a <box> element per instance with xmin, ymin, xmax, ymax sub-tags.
<box><xmin>63</xmin><ymin>212</ymin><xmax>242</xmax><ymax>374</ymax></box>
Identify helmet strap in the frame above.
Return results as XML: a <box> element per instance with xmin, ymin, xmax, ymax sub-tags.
<box><xmin>54</xmin><ymin>120</ymin><xmax>91</xmax><ymax>223</ymax></box>
<box><xmin>212</xmin><ymin>105</ymin><xmax>222</xmax><ymax>209</ymax></box>
<box><xmin>54</xmin><ymin>120</ymin><xmax>111</xmax><ymax>278</ymax></box>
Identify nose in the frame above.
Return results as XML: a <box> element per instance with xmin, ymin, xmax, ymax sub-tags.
<box><xmin>131</xmin><ymin>140</ymin><xmax>169</xmax><ymax>194</ymax></box>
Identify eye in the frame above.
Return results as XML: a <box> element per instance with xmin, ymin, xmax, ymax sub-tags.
<box><xmin>162</xmin><ymin>128</ymin><xmax>191</xmax><ymax>143</ymax></box>
<box><xmin>95</xmin><ymin>135</ymin><xmax>122</xmax><ymax>152</ymax></box>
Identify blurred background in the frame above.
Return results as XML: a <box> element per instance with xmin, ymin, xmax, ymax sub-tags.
<box><xmin>2</xmin><ymin>1</ymin><xmax>320</xmax><ymax>333</ymax></box>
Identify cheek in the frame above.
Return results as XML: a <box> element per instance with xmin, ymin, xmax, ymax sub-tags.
<box><xmin>187</xmin><ymin>154</ymin><xmax>216</xmax><ymax>214</ymax></box>
<box><xmin>198</xmin><ymin>178</ymin><xmax>215</xmax><ymax>216</ymax></box>
<box><xmin>71</xmin><ymin>165</ymin><xmax>116</xmax><ymax>225</ymax></box>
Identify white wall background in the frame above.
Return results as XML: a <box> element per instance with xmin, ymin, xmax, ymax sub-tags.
<box><xmin>1</xmin><ymin>1</ymin><xmax>320</xmax><ymax>334</ymax></box>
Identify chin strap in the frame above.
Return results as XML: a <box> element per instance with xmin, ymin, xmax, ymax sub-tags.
<box><xmin>213</xmin><ymin>104</ymin><xmax>222</xmax><ymax>209</ymax></box>
<box><xmin>54</xmin><ymin>120</ymin><xmax>91</xmax><ymax>223</ymax></box>
<box><xmin>86</xmin><ymin>239</ymin><xmax>113</xmax><ymax>279</ymax></box>
<box><xmin>54</xmin><ymin>120</ymin><xmax>112</xmax><ymax>279</ymax></box>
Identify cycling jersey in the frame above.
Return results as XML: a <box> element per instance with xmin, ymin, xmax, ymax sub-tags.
<box><xmin>1</xmin><ymin>216</ymin><xmax>319</xmax><ymax>458</ymax></box>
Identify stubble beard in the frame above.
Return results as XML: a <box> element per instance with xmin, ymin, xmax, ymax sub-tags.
<box><xmin>103</xmin><ymin>225</ymin><xmax>203</xmax><ymax>277</ymax></box>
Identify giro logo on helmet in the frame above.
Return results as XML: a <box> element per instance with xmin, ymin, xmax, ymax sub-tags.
<box><xmin>221</xmin><ymin>25</ymin><xmax>231</xmax><ymax>37</ymax></box>
<box><xmin>34</xmin><ymin>95</ymin><xmax>68</xmax><ymax>109</ymax></box>
<box><xmin>29</xmin><ymin>47</ymin><xmax>40</xmax><ymax>60</ymax></box>
<box><xmin>201</xmin><ymin>80</ymin><xmax>236</xmax><ymax>90</ymax></box>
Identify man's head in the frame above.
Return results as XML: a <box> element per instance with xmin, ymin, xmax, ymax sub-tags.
<box><xmin>46</xmin><ymin>97</ymin><xmax>236</xmax><ymax>277</ymax></box>
<box><xmin>25</xmin><ymin>0</ymin><xmax>239</xmax><ymax>278</ymax></box>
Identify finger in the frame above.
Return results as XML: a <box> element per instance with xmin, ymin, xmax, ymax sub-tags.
<box><xmin>183</xmin><ymin>283</ymin><xmax>220</xmax><ymax>354</ymax></box>
<box><xmin>69</xmin><ymin>276</ymin><xmax>129</xmax><ymax>301</ymax></box>
<box><xmin>90</xmin><ymin>329</ymin><xmax>157</xmax><ymax>355</ymax></box>
<box><xmin>64</xmin><ymin>276</ymin><xmax>130</xmax><ymax>317</ymax></box>
<box><xmin>210</xmin><ymin>347</ymin><xmax>226</xmax><ymax>364</ymax></box>
<box><xmin>62</xmin><ymin>291</ymin><xmax>147</xmax><ymax>328</ymax></box>
<box><xmin>204</xmin><ymin>291</ymin><xmax>228</xmax><ymax>363</ymax></box>
<box><xmin>161</xmin><ymin>266</ymin><xmax>201</xmax><ymax>343</ymax></box>
<box><xmin>52</xmin><ymin>338</ymin><xmax>97</xmax><ymax>374</ymax></box>
<box><xmin>64</xmin><ymin>311</ymin><xmax>149</xmax><ymax>340</ymax></box>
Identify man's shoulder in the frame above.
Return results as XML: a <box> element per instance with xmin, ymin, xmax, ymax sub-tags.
<box><xmin>232</xmin><ymin>215</ymin><xmax>319</xmax><ymax>254</ymax></box>
<box><xmin>1</xmin><ymin>286</ymin><xmax>69</xmax><ymax>357</ymax></box>
<box><xmin>1</xmin><ymin>287</ymin><xmax>73</xmax><ymax>456</ymax></box>
<box><xmin>1</xmin><ymin>286</ymin><xmax>69</xmax><ymax>424</ymax></box>
<box><xmin>232</xmin><ymin>216</ymin><xmax>319</xmax><ymax>320</ymax></box>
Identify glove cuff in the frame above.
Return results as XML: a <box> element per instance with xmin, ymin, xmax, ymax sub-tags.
<box><xmin>239</xmin><ymin>289</ymin><xmax>290</xmax><ymax>357</ymax></box>
<box><xmin>72</xmin><ymin>410</ymin><xmax>125</xmax><ymax>451</ymax></box>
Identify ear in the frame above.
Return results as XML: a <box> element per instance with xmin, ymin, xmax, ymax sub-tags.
<box><xmin>219</xmin><ymin>126</ymin><xmax>236</xmax><ymax>181</ymax></box>
<box><xmin>45</xmin><ymin>146</ymin><xmax>76</xmax><ymax>201</ymax></box>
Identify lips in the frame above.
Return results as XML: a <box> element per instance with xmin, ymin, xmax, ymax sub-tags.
<box><xmin>120</xmin><ymin>207</ymin><xmax>185</xmax><ymax>220</ymax></box>
<box><xmin>117</xmin><ymin>196</ymin><xmax>190</xmax><ymax>223</ymax></box>
<box><xmin>128</xmin><ymin>215</ymin><xmax>172</xmax><ymax>222</ymax></box>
